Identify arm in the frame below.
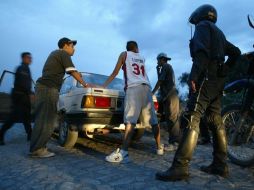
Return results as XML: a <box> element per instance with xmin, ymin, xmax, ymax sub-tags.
<box><xmin>69</xmin><ymin>71</ymin><xmax>89</xmax><ymax>87</ymax></box>
<box><xmin>189</xmin><ymin>52</ymin><xmax>210</xmax><ymax>81</ymax></box>
<box><xmin>152</xmin><ymin>64</ymin><xmax>172</xmax><ymax>94</ymax></box>
<box><xmin>61</xmin><ymin>51</ymin><xmax>90</xmax><ymax>88</ymax></box>
<box><xmin>103</xmin><ymin>52</ymin><xmax>126</xmax><ymax>88</ymax></box>
<box><xmin>152</xmin><ymin>80</ymin><xmax>162</xmax><ymax>94</ymax></box>
<box><xmin>189</xmin><ymin>52</ymin><xmax>210</xmax><ymax>93</ymax></box>
<box><xmin>189</xmin><ymin>23</ymin><xmax>211</xmax><ymax>83</ymax></box>
<box><xmin>224</xmin><ymin>40</ymin><xmax>241</xmax><ymax>68</ymax></box>
<box><xmin>222</xmin><ymin>41</ymin><xmax>241</xmax><ymax>77</ymax></box>
<box><xmin>189</xmin><ymin>23</ymin><xmax>211</xmax><ymax>92</ymax></box>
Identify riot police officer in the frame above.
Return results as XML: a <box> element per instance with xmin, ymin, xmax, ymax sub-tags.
<box><xmin>156</xmin><ymin>4</ymin><xmax>241</xmax><ymax>181</ymax></box>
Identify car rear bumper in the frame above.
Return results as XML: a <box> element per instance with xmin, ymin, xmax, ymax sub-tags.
<box><xmin>64</xmin><ymin>111</ymin><xmax>123</xmax><ymax>125</ymax></box>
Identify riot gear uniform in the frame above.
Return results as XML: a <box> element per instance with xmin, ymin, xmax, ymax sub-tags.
<box><xmin>156</xmin><ymin>4</ymin><xmax>241</xmax><ymax>181</ymax></box>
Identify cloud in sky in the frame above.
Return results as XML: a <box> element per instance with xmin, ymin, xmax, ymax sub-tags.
<box><xmin>0</xmin><ymin>0</ymin><xmax>254</xmax><ymax>92</ymax></box>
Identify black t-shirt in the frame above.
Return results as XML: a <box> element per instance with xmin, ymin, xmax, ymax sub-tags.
<box><xmin>14</xmin><ymin>63</ymin><xmax>32</xmax><ymax>94</ymax></box>
<box><xmin>37</xmin><ymin>50</ymin><xmax>76</xmax><ymax>91</ymax></box>
<box><xmin>156</xmin><ymin>63</ymin><xmax>175</xmax><ymax>98</ymax></box>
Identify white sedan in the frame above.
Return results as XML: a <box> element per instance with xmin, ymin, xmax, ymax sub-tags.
<box><xmin>57</xmin><ymin>72</ymin><xmax>159</xmax><ymax>148</ymax></box>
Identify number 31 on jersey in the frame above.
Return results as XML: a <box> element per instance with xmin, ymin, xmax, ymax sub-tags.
<box><xmin>132</xmin><ymin>63</ymin><xmax>145</xmax><ymax>76</ymax></box>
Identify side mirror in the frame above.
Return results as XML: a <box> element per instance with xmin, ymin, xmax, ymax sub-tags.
<box><xmin>247</xmin><ymin>14</ymin><xmax>254</xmax><ymax>29</ymax></box>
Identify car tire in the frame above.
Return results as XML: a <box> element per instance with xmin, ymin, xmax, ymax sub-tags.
<box><xmin>132</xmin><ymin>128</ymin><xmax>145</xmax><ymax>141</ymax></box>
<box><xmin>58</xmin><ymin>121</ymin><xmax>78</xmax><ymax>149</ymax></box>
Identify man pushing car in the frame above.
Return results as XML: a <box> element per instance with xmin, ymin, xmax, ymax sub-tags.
<box><xmin>103</xmin><ymin>41</ymin><xmax>164</xmax><ymax>163</ymax></box>
<box><xmin>30</xmin><ymin>37</ymin><xmax>91</xmax><ymax>158</ymax></box>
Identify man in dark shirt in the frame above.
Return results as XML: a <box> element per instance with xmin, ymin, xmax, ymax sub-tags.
<box><xmin>152</xmin><ymin>53</ymin><xmax>181</xmax><ymax>151</ymax></box>
<box><xmin>0</xmin><ymin>52</ymin><xmax>33</xmax><ymax>145</ymax></box>
<box><xmin>30</xmin><ymin>37</ymin><xmax>90</xmax><ymax>158</ymax></box>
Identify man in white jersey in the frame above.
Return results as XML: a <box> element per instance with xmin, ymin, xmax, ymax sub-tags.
<box><xmin>103</xmin><ymin>41</ymin><xmax>164</xmax><ymax>163</ymax></box>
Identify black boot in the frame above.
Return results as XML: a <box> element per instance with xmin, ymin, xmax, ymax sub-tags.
<box><xmin>200</xmin><ymin>128</ymin><xmax>229</xmax><ymax>178</ymax></box>
<box><xmin>156</xmin><ymin>166</ymin><xmax>189</xmax><ymax>181</ymax></box>
<box><xmin>156</xmin><ymin>129</ymin><xmax>199</xmax><ymax>181</ymax></box>
<box><xmin>200</xmin><ymin>163</ymin><xmax>228</xmax><ymax>178</ymax></box>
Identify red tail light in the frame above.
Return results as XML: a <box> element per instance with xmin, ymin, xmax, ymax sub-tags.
<box><xmin>81</xmin><ymin>96</ymin><xmax>111</xmax><ymax>108</ymax></box>
<box><xmin>154</xmin><ymin>101</ymin><xmax>159</xmax><ymax>111</ymax></box>
<box><xmin>95</xmin><ymin>97</ymin><xmax>111</xmax><ymax>108</ymax></box>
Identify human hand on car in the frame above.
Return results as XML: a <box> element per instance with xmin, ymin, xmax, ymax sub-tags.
<box><xmin>83</xmin><ymin>83</ymin><xmax>93</xmax><ymax>88</ymax></box>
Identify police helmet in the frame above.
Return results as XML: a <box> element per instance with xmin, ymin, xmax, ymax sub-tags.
<box><xmin>189</xmin><ymin>4</ymin><xmax>217</xmax><ymax>25</ymax></box>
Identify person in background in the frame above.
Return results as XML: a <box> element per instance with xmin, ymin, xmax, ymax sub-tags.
<box><xmin>30</xmin><ymin>37</ymin><xmax>91</xmax><ymax>158</ymax></box>
<box><xmin>103</xmin><ymin>41</ymin><xmax>164</xmax><ymax>163</ymax></box>
<box><xmin>0</xmin><ymin>52</ymin><xmax>33</xmax><ymax>145</ymax></box>
<box><xmin>152</xmin><ymin>53</ymin><xmax>181</xmax><ymax>151</ymax></box>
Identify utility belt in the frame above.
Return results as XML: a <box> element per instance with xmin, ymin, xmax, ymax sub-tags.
<box><xmin>206</xmin><ymin>60</ymin><xmax>227</xmax><ymax>80</ymax></box>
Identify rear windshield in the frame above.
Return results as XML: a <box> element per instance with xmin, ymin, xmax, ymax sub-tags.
<box><xmin>77</xmin><ymin>73</ymin><xmax>124</xmax><ymax>91</ymax></box>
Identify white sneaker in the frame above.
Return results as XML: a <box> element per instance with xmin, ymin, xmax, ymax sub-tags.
<box><xmin>156</xmin><ymin>144</ymin><xmax>164</xmax><ymax>155</ymax></box>
<box><xmin>30</xmin><ymin>148</ymin><xmax>55</xmax><ymax>158</ymax></box>
<box><xmin>164</xmin><ymin>143</ymin><xmax>178</xmax><ymax>152</ymax></box>
<box><xmin>105</xmin><ymin>148</ymin><xmax>129</xmax><ymax>163</ymax></box>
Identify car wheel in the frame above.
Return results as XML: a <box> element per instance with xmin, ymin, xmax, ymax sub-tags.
<box><xmin>58</xmin><ymin>121</ymin><xmax>78</xmax><ymax>149</ymax></box>
<box><xmin>132</xmin><ymin>128</ymin><xmax>145</xmax><ymax>141</ymax></box>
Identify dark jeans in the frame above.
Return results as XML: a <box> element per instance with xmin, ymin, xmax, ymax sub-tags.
<box><xmin>0</xmin><ymin>90</ymin><xmax>32</xmax><ymax>137</ymax></box>
<box><xmin>163</xmin><ymin>91</ymin><xmax>181</xmax><ymax>143</ymax></box>
<box><xmin>30</xmin><ymin>83</ymin><xmax>58</xmax><ymax>152</ymax></box>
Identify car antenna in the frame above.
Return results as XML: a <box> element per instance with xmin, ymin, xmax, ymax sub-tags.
<box><xmin>247</xmin><ymin>14</ymin><xmax>254</xmax><ymax>29</ymax></box>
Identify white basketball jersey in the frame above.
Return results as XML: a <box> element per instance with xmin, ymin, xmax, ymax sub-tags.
<box><xmin>122</xmin><ymin>51</ymin><xmax>151</xmax><ymax>90</ymax></box>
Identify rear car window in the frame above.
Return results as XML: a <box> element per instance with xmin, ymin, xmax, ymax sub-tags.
<box><xmin>77</xmin><ymin>73</ymin><xmax>124</xmax><ymax>91</ymax></box>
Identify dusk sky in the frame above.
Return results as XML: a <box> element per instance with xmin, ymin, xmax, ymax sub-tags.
<box><xmin>0</xmin><ymin>0</ymin><xmax>254</xmax><ymax>93</ymax></box>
